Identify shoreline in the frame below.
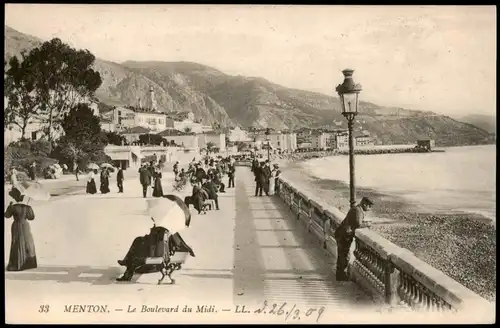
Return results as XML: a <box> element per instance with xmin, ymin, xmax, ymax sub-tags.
<box><xmin>278</xmin><ymin>157</ymin><xmax>496</xmax><ymax>302</ymax></box>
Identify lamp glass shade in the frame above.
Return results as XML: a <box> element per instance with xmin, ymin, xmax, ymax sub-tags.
<box><xmin>340</xmin><ymin>92</ymin><xmax>359</xmax><ymax>114</ymax></box>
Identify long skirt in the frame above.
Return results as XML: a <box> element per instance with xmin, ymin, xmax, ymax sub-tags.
<box><xmin>153</xmin><ymin>178</ymin><xmax>164</xmax><ymax>197</ymax></box>
<box><xmin>86</xmin><ymin>179</ymin><xmax>97</xmax><ymax>194</ymax></box>
<box><xmin>7</xmin><ymin>220</ymin><xmax>37</xmax><ymax>271</ymax></box>
<box><xmin>100</xmin><ymin>178</ymin><xmax>110</xmax><ymax>194</ymax></box>
<box><xmin>269</xmin><ymin>178</ymin><xmax>275</xmax><ymax>196</ymax></box>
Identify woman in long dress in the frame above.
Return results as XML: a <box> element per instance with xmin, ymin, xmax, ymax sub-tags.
<box><xmin>4</xmin><ymin>187</ymin><xmax>37</xmax><ymax>271</ymax></box>
<box><xmin>269</xmin><ymin>167</ymin><xmax>276</xmax><ymax>196</ymax></box>
<box><xmin>100</xmin><ymin>169</ymin><xmax>110</xmax><ymax>194</ymax></box>
<box><xmin>152</xmin><ymin>167</ymin><xmax>164</xmax><ymax>198</ymax></box>
<box><xmin>86</xmin><ymin>169</ymin><xmax>97</xmax><ymax>194</ymax></box>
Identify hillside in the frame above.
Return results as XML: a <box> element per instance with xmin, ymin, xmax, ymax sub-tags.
<box><xmin>4</xmin><ymin>25</ymin><xmax>494</xmax><ymax>147</ymax></box>
<box><xmin>458</xmin><ymin>114</ymin><xmax>496</xmax><ymax>134</ymax></box>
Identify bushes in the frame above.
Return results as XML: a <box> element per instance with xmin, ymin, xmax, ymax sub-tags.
<box><xmin>5</xmin><ymin>139</ymin><xmax>58</xmax><ymax>179</ymax></box>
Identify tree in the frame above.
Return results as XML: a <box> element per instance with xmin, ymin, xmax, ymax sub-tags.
<box><xmin>21</xmin><ymin>38</ymin><xmax>102</xmax><ymax>142</ymax></box>
<box><xmin>183</xmin><ymin>127</ymin><xmax>192</xmax><ymax>134</ymax></box>
<box><xmin>102</xmin><ymin>131</ymin><xmax>126</xmax><ymax>146</ymax></box>
<box><xmin>53</xmin><ymin>103</ymin><xmax>107</xmax><ymax>168</ymax></box>
<box><xmin>4</xmin><ymin>54</ymin><xmax>40</xmax><ymax>137</ymax></box>
<box><xmin>61</xmin><ymin>103</ymin><xmax>102</xmax><ymax>142</ymax></box>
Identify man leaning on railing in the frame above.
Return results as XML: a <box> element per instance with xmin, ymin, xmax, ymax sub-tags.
<box><xmin>334</xmin><ymin>197</ymin><xmax>374</xmax><ymax>281</ymax></box>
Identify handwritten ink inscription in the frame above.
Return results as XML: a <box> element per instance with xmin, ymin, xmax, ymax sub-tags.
<box><xmin>239</xmin><ymin>301</ymin><xmax>325</xmax><ymax>322</ymax></box>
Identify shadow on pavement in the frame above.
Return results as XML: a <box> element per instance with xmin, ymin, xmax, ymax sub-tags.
<box><xmin>5</xmin><ymin>265</ymin><xmax>123</xmax><ymax>286</ymax></box>
<box><xmin>231</xmin><ymin>170</ymin><xmax>375</xmax><ymax>309</ymax></box>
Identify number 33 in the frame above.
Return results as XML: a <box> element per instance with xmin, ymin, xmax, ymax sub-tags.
<box><xmin>39</xmin><ymin>305</ymin><xmax>50</xmax><ymax>313</ymax></box>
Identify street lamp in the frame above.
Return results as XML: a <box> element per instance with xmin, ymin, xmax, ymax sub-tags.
<box><xmin>265</xmin><ymin>128</ymin><xmax>271</xmax><ymax>161</ymax></box>
<box><xmin>336</xmin><ymin>69</ymin><xmax>362</xmax><ymax>209</ymax></box>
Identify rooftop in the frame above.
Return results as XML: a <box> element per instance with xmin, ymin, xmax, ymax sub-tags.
<box><xmin>120</xmin><ymin>126</ymin><xmax>151</xmax><ymax>134</ymax></box>
<box><xmin>157</xmin><ymin>129</ymin><xmax>192</xmax><ymax>137</ymax></box>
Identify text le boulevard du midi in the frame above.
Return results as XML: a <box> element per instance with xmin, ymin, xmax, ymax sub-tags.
<box><xmin>38</xmin><ymin>301</ymin><xmax>325</xmax><ymax>323</ymax></box>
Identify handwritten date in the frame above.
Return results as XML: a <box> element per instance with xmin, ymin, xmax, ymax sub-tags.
<box><xmin>253</xmin><ymin>301</ymin><xmax>325</xmax><ymax>322</ymax></box>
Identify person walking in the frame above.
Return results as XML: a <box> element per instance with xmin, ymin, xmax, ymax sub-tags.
<box><xmin>227</xmin><ymin>164</ymin><xmax>235</xmax><ymax>188</ymax></box>
<box><xmin>334</xmin><ymin>197</ymin><xmax>374</xmax><ymax>281</ymax></box>
<box><xmin>261</xmin><ymin>161</ymin><xmax>272</xmax><ymax>196</ymax></box>
<box><xmin>152</xmin><ymin>166</ymin><xmax>164</xmax><ymax>198</ymax></box>
<box><xmin>100</xmin><ymin>169</ymin><xmax>110</xmax><ymax>194</ymax></box>
<box><xmin>86</xmin><ymin>169</ymin><xmax>97</xmax><ymax>194</ymax></box>
<box><xmin>29</xmin><ymin>162</ymin><xmax>37</xmax><ymax>181</ymax></box>
<box><xmin>139</xmin><ymin>164</ymin><xmax>152</xmax><ymax>198</ymax></box>
<box><xmin>117</xmin><ymin>167</ymin><xmax>124</xmax><ymax>193</ymax></box>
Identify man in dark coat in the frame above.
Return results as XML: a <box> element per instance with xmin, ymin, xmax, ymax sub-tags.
<box><xmin>254</xmin><ymin>162</ymin><xmax>264</xmax><ymax>196</ymax></box>
<box><xmin>334</xmin><ymin>197</ymin><xmax>374</xmax><ymax>281</ymax></box>
<box><xmin>116</xmin><ymin>227</ymin><xmax>195</xmax><ymax>282</ymax></box>
<box><xmin>117</xmin><ymin>168</ymin><xmax>124</xmax><ymax>193</ymax></box>
<box><xmin>227</xmin><ymin>164</ymin><xmax>235</xmax><ymax>188</ymax></box>
<box><xmin>261</xmin><ymin>161</ymin><xmax>272</xmax><ymax>195</ymax></box>
<box><xmin>195</xmin><ymin>164</ymin><xmax>207</xmax><ymax>183</ymax></box>
<box><xmin>139</xmin><ymin>164</ymin><xmax>152</xmax><ymax>198</ymax></box>
<box><xmin>202</xmin><ymin>177</ymin><xmax>220</xmax><ymax>210</ymax></box>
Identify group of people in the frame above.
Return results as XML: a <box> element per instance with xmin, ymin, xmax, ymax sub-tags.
<box><xmin>5</xmin><ymin>152</ymin><xmax>375</xmax><ymax>285</ymax></box>
<box><xmin>86</xmin><ymin>167</ymin><xmax>125</xmax><ymax>195</ymax></box>
<box><xmin>138</xmin><ymin>161</ymin><xmax>164</xmax><ymax>198</ymax></box>
<box><xmin>179</xmin><ymin>156</ymin><xmax>237</xmax><ymax>215</ymax></box>
<box><xmin>251</xmin><ymin>157</ymin><xmax>281</xmax><ymax>197</ymax></box>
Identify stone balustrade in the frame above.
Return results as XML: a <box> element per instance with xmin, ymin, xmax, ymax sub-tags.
<box><xmin>274</xmin><ymin>174</ymin><xmax>492</xmax><ymax>315</ymax></box>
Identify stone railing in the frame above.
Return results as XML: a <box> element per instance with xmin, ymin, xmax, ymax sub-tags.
<box><xmin>276</xmin><ymin>175</ymin><xmax>492</xmax><ymax>314</ymax></box>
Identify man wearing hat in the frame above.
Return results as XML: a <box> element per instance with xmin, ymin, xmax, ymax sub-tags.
<box><xmin>334</xmin><ymin>196</ymin><xmax>374</xmax><ymax>281</ymax></box>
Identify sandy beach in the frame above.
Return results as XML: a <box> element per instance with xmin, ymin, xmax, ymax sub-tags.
<box><xmin>278</xmin><ymin>159</ymin><xmax>496</xmax><ymax>302</ymax></box>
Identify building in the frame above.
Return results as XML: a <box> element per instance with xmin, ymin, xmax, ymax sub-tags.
<box><xmin>198</xmin><ymin>132</ymin><xmax>226</xmax><ymax>152</ymax></box>
<box><xmin>336</xmin><ymin>133</ymin><xmax>349</xmax><ymax>150</ymax></box>
<box><xmin>355</xmin><ymin>135</ymin><xmax>374</xmax><ymax>147</ymax></box>
<box><xmin>104</xmin><ymin>145</ymin><xmax>178</xmax><ymax>170</ymax></box>
<box><xmin>228</xmin><ymin>126</ymin><xmax>251</xmax><ymax>142</ymax></box>
<box><xmin>254</xmin><ymin>131</ymin><xmax>297</xmax><ymax>152</ymax></box>
<box><xmin>416</xmin><ymin>139</ymin><xmax>435</xmax><ymax>151</ymax></box>
<box><xmin>164</xmin><ymin>111</ymin><xmax>213</xmax><ymax>134</ymax></box>
<box><xmin>121</xmin><ymin>126</ymin><xmax>151</xmax><ymax>144</ymax></box>
<box><xmin>157</xmin><ymin>129</ymin><xmax>199</xmax><ymax>149</ymax></box>
<box><xmin>311</xmin><ymin>132</ymin><xmax>329</xmax><ymax>150</ymax></box>
<box><xmin>101</xmin><ymin>106</ymin><xmax>167</xmax><ymax>133</ymax></box>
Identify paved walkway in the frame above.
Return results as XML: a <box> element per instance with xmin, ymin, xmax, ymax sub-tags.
<box><xmin>5</xmin><ymin>167</ymin><xmax>378</xmax><ymax>324</ymax></box>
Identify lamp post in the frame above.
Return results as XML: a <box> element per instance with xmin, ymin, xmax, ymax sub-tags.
<box><xmin>265</xmin><ymin>128</ymin><xmax>271</xmax><ymax>161</ymax></box>
<box><xmin>336</xmin><ymin>69</ymin><xmax>362</xmax><ymax>209</ymax></box>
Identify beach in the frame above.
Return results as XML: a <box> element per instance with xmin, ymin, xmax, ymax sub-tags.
<box><xmin>277</xmin><ymin>146</ymin><xmax>496</xmax><ymax>302</ymax></box>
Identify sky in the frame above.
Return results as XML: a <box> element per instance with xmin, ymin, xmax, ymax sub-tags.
<box><xmin>5</xmin><ymin>4</ymin><xmax>497</xmax><ymax>117</ymax></box>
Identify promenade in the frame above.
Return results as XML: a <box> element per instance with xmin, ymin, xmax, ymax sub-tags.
<box><xmin>5</xmin><ymin>167</ymin><xmax>379</xmax><ymax>324</ymax></box>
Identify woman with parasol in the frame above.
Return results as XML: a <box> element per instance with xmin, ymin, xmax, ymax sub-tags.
<box><xmin>86</xmin><ymin>169</ymin><xmax>98</xmax><ymax>194</ymax></box>
<box><xmin>4</xmin><ymin>182</ymin><xmax>50</xmax><ymax>271</ymax></box>
<box><xmin>100</xmin><ymin>168</ymin><xmax>110</xmax><ymax>194</ymax></box>
<box><xmin>116</xmin><ymin>195</ymin><xmax>195</xmax><ymax>282</ymax></box>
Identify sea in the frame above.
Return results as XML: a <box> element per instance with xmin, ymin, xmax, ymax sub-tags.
<box><xmin>299</xmin><ymin>145</ymin><xmax>496</xmax><ymax>221</ymax></box>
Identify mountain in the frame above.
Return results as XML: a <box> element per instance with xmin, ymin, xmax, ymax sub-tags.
<box><xmin>4</xmin><ymin>25</ymin><xmax>495</xmax><ymax>147</ymax></box>
<box><xmin>457</xmin><ymin>114</ymin><xmax>496</xmax><ymax>134</ymax></box>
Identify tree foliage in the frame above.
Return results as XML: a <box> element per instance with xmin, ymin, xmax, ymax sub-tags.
<box><xmin>102</xmin><ymin>131</ymin><xmax>127</xmax><ymax>146</ymax></box>
<box><xmin>53</xmin><ymin>103</ymin><xmax>108</xmax><ymax>168</ymax></box>
<box><xmin>4</xmin><ymin>53</ymin><xmax>40</xmax><ymax>137</ymax></box>
<box><xmin>5</xmin><ymin>38</ymin><xmax>102</xmax><ymax>141</ymax></box>
<box><xmin>138</xmin><ymin>134</ymin><xmax>165</xmax><ymax>145</ymax></box>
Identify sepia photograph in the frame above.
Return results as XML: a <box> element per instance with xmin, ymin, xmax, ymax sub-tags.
<box><xmin>3</xmin><ymin>4</ymin><xmax>496</xmax><ymax>324</ymax></box>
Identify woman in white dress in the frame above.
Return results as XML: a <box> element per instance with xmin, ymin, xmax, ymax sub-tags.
<box><xmin>268</xmin><ymin>167</ymin><xmax>276</xmax><ymax>196</ymax></box>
